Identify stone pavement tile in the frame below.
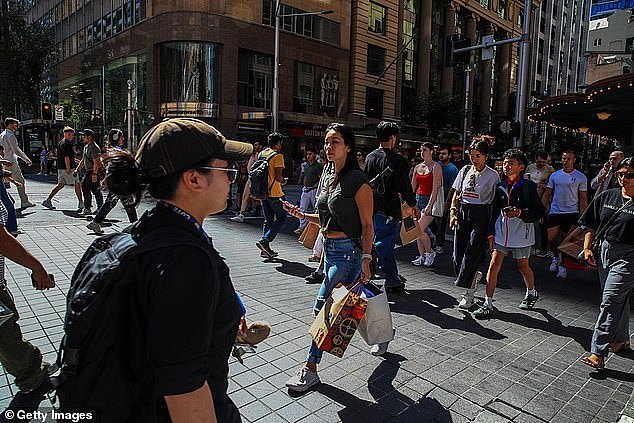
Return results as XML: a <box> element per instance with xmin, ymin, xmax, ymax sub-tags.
<box><xmin>472</xmin><ymin>409</ymin><xmax>511</xmax><ymax>422</ymax></box>
<box><xmin>232</xmin><ymin>368</ymin><xmax>264</xmax><ymax>389</ymax></box>
<box><xmin>567</xmin><ymin>394</ymin><xmax>601</xmax><ymax>418</ymax></box>
<box><xmin>426</xmin><ymin>387</ymin><xmax>459</xmax><ymax>409</ymax></box>
<box><xmin>474</xmin><ymin>373</ymin><xmax>514</xmax><ymax>397</ymax></box>
<box><xmin>596</xmin><ymin>399</ymin><xmax>627</xmax><ymax>422</ymax></box>
<box><xmin>462</xmin><ymin>387</ymin><xmax>495</xmax><ymax>407</ymax></box>
<box><xmin>517</xmin><ymin>369</ymin><xmax>553</xmax><ymax>392</ymax></box>
<box><xmin>496</xmin><ymin>383</ymin><xmax>539</xmax><ymax>409</ymax></box>
<box><xmin>523</xmin><ymin>394</ymin><xmax>566</xmax><ymax>421</ymax></box>
<box><xmin>245</xmin><ymin>379</ymin><xmax>277</xmax><ymax>399</ymax></box>
<box><xmin>557</xmin><ymin>403</ymin><xmax>599</xmax><ymax>423</ymax></box>
<box><xmin>577</xmin><ymin>380</ymin><xmax>615</xmax><ymax>406</ymax></box>
<box><xmin>449</xmin><ymin>397</ymin><xmax>484</xmax><ymax>420</ymax></box>
<box><xmin>486</xmin><ymin>399</ymin><xmax>521</xmax><ymax>420</ymax></box>
<box><xmin>275</xmin><ymin>401</ymin><xmax>312</xmax><ymax>422</ymax></box>
<box><xmin>240</xmin><ymin>401</ymin><xmax>273</xmax><ymax>422</ymax></box>
<box><xmin>231</xmin><ymin>389</ymin><xmax>257</xmax><ymax>408</ymax></box>
<box><xmin>400</xmin><ymin>376</ymin><xmax>435</xmax><ymax>397</ymax></box>
<box><xmin>294</xmin><ymin>391</ymin><xmax>333</xmax><ymax>413</ymax></box>
<box><xmin>375</xmin><ymin>391</ymin><xmax>411</xmax><ymax>416</ymax></box>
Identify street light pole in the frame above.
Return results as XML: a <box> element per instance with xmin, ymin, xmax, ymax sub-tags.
<box><xmin>272</xmin><ymin>5</ymin><xmax>334</xmax><ymax>133</ymax></box>
<box><xmin>515</xmin><ymin>0</ymin><xmax>533</xmax><ymax>147</ymax></box>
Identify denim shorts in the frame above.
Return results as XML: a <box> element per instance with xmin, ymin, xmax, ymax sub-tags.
<box><xmin>416</xmin><ymin>194</ymin><xmax>431</xmax><ymax>210</ymax></box>
<box><xmin>493</xmin><ymin>243</ymin><xmax>532</xmax><ymax>259</ymax></box>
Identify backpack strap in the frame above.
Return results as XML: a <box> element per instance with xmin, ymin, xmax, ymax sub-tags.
<box><xmin>258</xmin><ymin>149</ymin><xmax>279</xmax><ymax>194</ymax></box>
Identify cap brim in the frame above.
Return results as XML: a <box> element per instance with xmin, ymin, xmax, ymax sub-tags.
<box><xmin>219</xmin><ymin>139</ymin><xmax>253</xmax><ymax>161</ymax></box>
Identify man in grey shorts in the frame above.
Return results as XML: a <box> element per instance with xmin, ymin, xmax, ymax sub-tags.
<box><xmin>42</xmin><ymin>127</ymin><xmax>83</xmax><ymax>211</ymax></box>
<box><xmin>472</xmin><ymin>149</ymin><xmax>545</xmax><ymax>319</ymax></box>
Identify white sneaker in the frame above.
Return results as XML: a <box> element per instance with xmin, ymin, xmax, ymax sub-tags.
<box><xmin>411</xmin><ymin>256</ymin><xmax>424</xmax><ymax>266</ymax></box>
<box><xmin>86</xmin><ymin>221</ymin><xmax>103</xmax><ymax>234</ymax></box>
<box><xmin>423</xmin><ymin>251</ymin><xmax>437</xmax><ymax>267</ymax></box>
<box><xmin>370</xmin><ymin>327</ymin><xmax>396</xmax><ymax>356</ymax></box>
<box><xmin>230</xmin><ymin>214</ymin><xmax>244</xmax><ymax>223</ymax></box>
<box><xmin>556</xmin><ymin>265</ymin><xmax>567</xmax><ymax>279</ymax></box>
<box><xmin>285</xmin><ymin>366</ymin><xmax>320</xmax><ymax>392</ymax></box>
<box><xmin>549</xmin><ymin>257</ymin><xmax>559</xmax><ymax>273</ymax></box>
<box><xmin>458</xmin><ymin>291</ymin><xmax>475</xmax><ymax>309</ymax></box>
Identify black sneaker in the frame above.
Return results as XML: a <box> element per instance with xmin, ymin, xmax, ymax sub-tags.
<box><xmin>519</xmin><ymin>293</ymin><xmax>538</xmax><ymax>310</ymax></box>
<box><xmin>473</xmin><ymin>304</ymin><xmax>494</xmax><ymax>320</ymax></box>
<box><xmin>256</xmin><ymin>240</ymin><xmax>278</xmax><ymax>258</ymax></box>
<box><xmin>305</xmin><ymin>272</ymin><xmax>324</xmax><ymax>284</ymax></box>
<box><xmin>0</xmin><ymin>371</ymin><xmax>55</xmax><ymax>423</ymax></box>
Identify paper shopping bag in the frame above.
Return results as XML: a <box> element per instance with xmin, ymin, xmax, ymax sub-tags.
<box><xmin>558</xmin><ymin>226</ymin><xmax>585</xmax><ymax>261</ymax></box>
<box><xmin>358</xmin><ymin>283</ymin><xmax>394</xmax><ymax>345</ymax></box>
<box><xmin>309</xmin><ymin>283</ymin><xmax>367</xmax><ymax>358</ymax></box>
<box><xmin>299</xmin><ymin>223</ymin><xmax>320</xmax><ymax>249</ymax></box>
<box><xmin>400</xmin><ymin>203</ymin><xmax>422</xmax><ymax>245</ymax></box>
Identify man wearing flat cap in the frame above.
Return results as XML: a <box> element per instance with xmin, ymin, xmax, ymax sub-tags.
<box><xmin>92</xmin><ymin>118</ymin><xmax>252</xmax><ymax>422</ymax></box>
<box><xmin>0</xmin><ymin>118</ymin><xmax>35</xmax><ymax>209</ymax></box>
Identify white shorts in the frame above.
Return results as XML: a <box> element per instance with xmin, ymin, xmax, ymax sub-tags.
<box><xmin>493</xmin><ymin>243</ymin><xmax>531</xmax><ymax>259</ymax></box>
<box><xmin>57</xmin><ymin>169</ymin><xmax>79</xmax><ymax>185</ymax></box>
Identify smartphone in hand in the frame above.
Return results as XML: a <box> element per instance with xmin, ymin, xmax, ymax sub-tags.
<box><xmin>32</xmin><ymin>273</ymin><xmax>55</xmax><ymax>288</ymax></box>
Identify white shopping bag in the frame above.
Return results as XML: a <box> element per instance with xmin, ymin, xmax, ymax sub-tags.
<box><xmin>358</xmin><ymin>283</ymin><xmax>394</xmax><ymax>345</ymax></box>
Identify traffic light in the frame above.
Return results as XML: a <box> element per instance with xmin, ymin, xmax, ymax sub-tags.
<box><xmin>446</xmin><ymin>35</ymin><xmax>471</xmax><ymax>67</ymax></box>
<box><xmin>41</xmin><ymin>102</ymin><xmax>53</xmax><ymax>121</ymax></box>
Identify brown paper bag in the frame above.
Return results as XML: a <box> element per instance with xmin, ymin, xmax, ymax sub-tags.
<box><xmin>558</xmin><ymin>226</ymin><xmax>585</xmax><ymax>261</ymax></box>
<box><xmin>400</xmin><ymin>204</ymin><xmax>423</xmax><ymax>245</ymax></box>
<box><xmin>299</xmin><ymin>223</ymin><xmax>320</xmax><ymax>249</ymax></box>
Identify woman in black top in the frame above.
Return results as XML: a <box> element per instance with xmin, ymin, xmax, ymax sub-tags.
<box><xmin>283</xmin><ymin>123</ymin><xmax>374</xmax><ymax>392</ymax></box>
<box><xmin>580</xmin><ymin>157</ymin><xmax>634</xmax><ymax>370</ymax></box>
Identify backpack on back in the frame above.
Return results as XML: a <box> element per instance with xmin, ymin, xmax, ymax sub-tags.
<box><xmin>53</xmin><ymin>220</ymin><xmax>213</xmax><ymax>421</ymax></box>
<box><xmin>248</xmin><ymin>149</ymin><xmax>278</xmax><ymax>200</ymax></box>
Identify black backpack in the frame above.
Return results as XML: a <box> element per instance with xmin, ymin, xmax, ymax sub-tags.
<box><xmin>53</xmin><ymin>219</ymin><xmax>213</xmax><ymax>421</ymax></box>
<box><xmin>248</xmin><ymin>149</ymin><xmax>278</xmax><ymax>200</ymax></box>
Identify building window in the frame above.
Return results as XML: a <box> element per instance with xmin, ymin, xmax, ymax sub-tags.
<box><xmin>367</xmin><ymin>44</ymin><xmax>385</xmax><ymax>76</ymax></box>
<box><xmin>365</xmin><ymin>87</ymin><xmax>383</xmax><ymax>118</ymax></box>
<box><xmin>369</xmin><ymin>2</ymin><xmax>387</xmax><ymax>34</ymax></box>
<box><xmin>238</xmin><ymin>49</ymin><xmax>273</xmax><ymax>109</ymax></box>
<box><xmin>124</xmin><ymin>1</ymin><xmax>133</xmax><ymax>28</ymax></box>
<box><xmin>480</xmin><ymin>0</ymin><xmax>489</xmax><ymax>9</ymax></box>
<box><xmin>104</xmin><ymin>12</ymin><xmax>112</xmax><ymax>38</ymax></box>
<box><xmin>293</xmin><ymin>62</ymin><xmax>315</xmax><ymax>113</ymax></box>
<box><xmin>498</xmin><ymin>0</ymin><xmax>507</xmax><ymax>18</ymax></box>
<box><xmin>92</xmin><ymin>19</ymin><xmax>101</xmax><ymax>43</ymax></box>
<box><xmin>113</xmin><ymin>7</ymin><xmax>123</xmax><ymax>34</ymax></box>
<box><xmin>261</xmin><ymin>1</ymin><xmax>341</xmax><ymax>45</ymax></box>
<box><xmin>593</xmin><ymin>38</ymin><xmax>602</xmax><ymax>46</ymax></box>
<box><xmin>626</xmin><ymin>37</ymin><xmax>634</xmax><ymax>52</ymax></box>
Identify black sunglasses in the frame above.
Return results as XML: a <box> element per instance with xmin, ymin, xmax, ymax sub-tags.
<box><xmin>616</xmin><ymin>171</ymin><xmax>634</xmax><ymax>180</ymax></box>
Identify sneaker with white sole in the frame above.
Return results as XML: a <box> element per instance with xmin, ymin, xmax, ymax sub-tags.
<box><xmin>82</xmin><ymin>208</ymin><xmax>92</xmax><ymax>215</ymax></box>
<box><xmin>370</xmin><ymin>327</ymin><xmax>396</xmax><ymax>356</ymax></box>
<box><xmin>42</xmin><ymin>199</ymin><xmax>55</xmax><ymax>209</ymax></box>
<box><xmin>549</xmin><ymin>257</ymin><xmax>559</xmax><ymax>273</ymax></box>
<box><xmin>556</xmin><ymin>265</ymin><xmax>567</xmax><ymax>279</ymax></box>
<box><xmin>411</xmin><ymin>256</ymin><xmax>424</xmax><ymax>266</ymax></box>
<box><xmin>20</xmin><ymin>202</ymin><xmax>35</xmax><ymax>209</ymax></box>
<box><xmin>458</xmin><ymin>291</ymin><xmax>475</xmax><ymax>309</ymax></box>
<box><xmin>230</xmin><ymin>214</ymin><xmax>244</xmax><ymax>223</ymax></box>
<box><xmin>285</xmin><ymin>366</ymin><xmax>320</xmax><ymax>392</ymax></box>
<box><xmin>423</xmin><ymin>251</ymin><xmax>437</xmax><ymax>267</ymax></box>
<box><xmin>86</xmin><ymin>221</ymin><xmax>103</xmax><ymax>234</ymax></box>
<box><xmin>77</xmin><ymin>203</ymin><xmax>85</xmax><ymax>213</ymax></box>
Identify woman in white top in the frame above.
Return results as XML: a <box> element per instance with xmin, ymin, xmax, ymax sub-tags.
<box><xmin>411</xmin><ymin>142</ymin><xmax>443</xmax><ymax>267</ymax></box>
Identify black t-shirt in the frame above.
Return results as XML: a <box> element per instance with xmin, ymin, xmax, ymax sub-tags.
<box><xmin>316</xmin><ymin>166</ymin><xmax>368</xmax><ymax>239</ymax></box>
<box><xmin>57</xmin><ymin>139</ymin><xmax>75</xmax><ymax>170</ymax></box>
<box><xmin>580</xmin><ymin>188</ymin><xmax>634</xmax><ymax>245</ymax></box>
<box><xmin>364</xmin><ymin>148</ymin><xmax>416</xmax><ymax>219</ymax></box>
<box><xmin>128</xmin><ymin>206</ymin><xmax>242</xmax><ymax>422</ymax></box>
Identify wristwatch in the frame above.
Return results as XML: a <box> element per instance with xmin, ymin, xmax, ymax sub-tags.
<box><xmin>362</xmin><ymin>253</ymin><xmax>373</xmax><ymax>261</ymax></box>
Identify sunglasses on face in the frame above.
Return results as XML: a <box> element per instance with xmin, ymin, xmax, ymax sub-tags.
<box><xmin>616</xmin><ymin>171</ymin><xmax>634</xmax><ymax>180</ymax></box>
<box><xmin>196</xmin><ymin>164</ymin><xmax>239</xmax><ymax>183</ymax></box>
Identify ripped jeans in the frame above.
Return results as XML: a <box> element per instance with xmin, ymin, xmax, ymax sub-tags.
<box><xmin>307</xmin><ymin>237</ymin><xmax>361</xmax><ymax>364</ymax></box>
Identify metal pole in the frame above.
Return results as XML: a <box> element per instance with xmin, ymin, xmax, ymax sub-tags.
<box><xmin>102</xmin><ymin>65</ymin><xmax>106</xmax><ymax>134</ymax></box>
<box><xmin>127</xmin><ymin>80</ymin><xmax>133</xmax><ymax>150</ymax></box>
<box><xmin>515</xmin><ymin>0</ymin><xmax>532</xmax><ymax>147</ymax></box>
<box><xmin>272</xmin><ymin>0</ymin><xmax>280</xmax><ymax>133</ymax></box>
<box><xmin>462</xmin><ymin>66</ymin><xmax>471</xmax><ymax>157</ymax></box>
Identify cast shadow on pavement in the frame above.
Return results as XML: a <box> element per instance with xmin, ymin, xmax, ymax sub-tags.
<box><xmin>493</xmin><ymin>308</ymin><xmax>593</xmax><ymax>350</ymax></box>
<box><xmin>264</xmin><ymin>257</ymin><xmax>315</xmax><ymax>278</ymax></box>
<box><xmin>590</xmin><ymin>367</ymin><xmax>634</xmax><ymax>383</ymax></box>
<box><xmin>389</xmin><ymin>288</ymin><xmax>506</xmax><ymax>340</ymax></box>
<box><xmin>307</xmin><ymin>353</ymin><xmax>452</xmax><ymax>422</ymax></box>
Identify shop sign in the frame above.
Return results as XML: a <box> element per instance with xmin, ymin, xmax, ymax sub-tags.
<box><xmin>291</xmin><ymin>127</ymin><xmax>325</xmax><ymax>139</ymax></box>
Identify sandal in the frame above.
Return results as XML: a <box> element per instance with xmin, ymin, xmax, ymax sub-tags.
<box><xmin>609</xmin><ymin>341</ymin><xmax>631</xmax><ymax>353</ymax></box>
<box><xmin>580</xmin><ymin>354</ymin><xmax>605</xmax><ymax>370</ymax></box>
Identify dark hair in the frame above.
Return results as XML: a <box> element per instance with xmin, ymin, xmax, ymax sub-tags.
<box><xmin>0</xmin><ymin>145</ymin><xmax>4</xmax><ymax>151</ymax></box>
<box><xmin>421</xmin><ymin>142</ymin><xmax>435</xmax><ymax>152</ymax></box>
<box><xmin>562</xmin><ymin>149</ymin><xmax>576</xmax><ymax>157</ymax></box>
<box><xmin>535</xmin><ymin>151</ymin><xmax>548</xmax><ymax>160</ymax></box>
<box><xmin>306</xmin><ymin>146</ymin><xmax>317</xmax><ymax>155</ymax></box>
<box><xmin>376</xmin><ymin>121</ymin><xmax>399</xmax><ymax>143</ymax></box>
<box><xmin>503</xmin><ymin>148</ymin><xmax>527</xmax><ymax>167</ymax></box>
<box><xmin>103</xmin><ymin>149</ymin><xmax>141</xmax><ymax>202</ymax></box>
<box><xmin>469</xmin><ymin>140</ymin><xmax>490</xmax><ymax>155</ymax></box>
<box><xmin>108</xmin><ymin>128</ymin><xmax>125</xmax><ymax>148</ymax></box>
<box><xmin>326</xmin><ymin>123</ymin><xmax>360</xmax><ymax>189</ymax></box>
<box><xmin>4</xmin><ymin>118</ymin><xmax>18</xmax><ymax>127</ymax></box>
<box><xmin>267</xmin><ymin>132</ymin><xmax>284</xmax><ymax>147</ymax></box>
<box><xmin>437</xmin><ymin>145</ymin><xmax>450</xmax><ymax>154</ymax></box>
<box><xmin>617</xmin><ymin>157</ymin><xmax>634</xmax><ymax>171</ymax></box>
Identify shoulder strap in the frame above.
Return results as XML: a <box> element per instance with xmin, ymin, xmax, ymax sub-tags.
<box><xmin>593</xmin><ymin>197</ymin><xmax>633</xmax><ymax>244</ymax></box>
<box><xmin>457</xmin><ymin>165</ymin><xmax>471</xmax><ymax>193</ymax></box>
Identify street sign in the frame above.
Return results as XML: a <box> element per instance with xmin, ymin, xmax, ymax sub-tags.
<box><xmin>500</xmin><ymin>120</ymin><xmax>512</xmax><ymax>134</ymax></box>
<box><xmin>54</xmin><ymin>105</ymin><xmax>64</xmax><ymax>120</ymax></box>
<box><xmin>482</xmin><ymin>35</ymin><xmax>495</xmax><ymax>60</ymax></box>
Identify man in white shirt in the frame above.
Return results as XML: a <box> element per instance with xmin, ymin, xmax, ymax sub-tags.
<box><xmin>590</xmin><ymin>150</ymin><xmax>624</xmax><ymax>195</ymax></box>
<box><xmin>542</xmin><ymin>150</ymin><xmax>588</xmax><ymax>279</ymax></box>
<box><xmin>0</xmin><ymin>118</ymin><xmax>34</xmax><ymax>209</ymax></box>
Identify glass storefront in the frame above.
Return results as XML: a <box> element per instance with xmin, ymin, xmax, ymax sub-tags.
<box><xmin>159</xmin><ymin>41</ymin><xmax>219</xmax><ymax>119</ymax></box>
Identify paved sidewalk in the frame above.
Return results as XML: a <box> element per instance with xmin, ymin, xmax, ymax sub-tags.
<box><xmin>0</xmin><ymin>177</ymin><xmax>632</xmax><ymax>422</ymax></box>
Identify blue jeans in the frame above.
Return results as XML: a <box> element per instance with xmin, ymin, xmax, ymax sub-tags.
<box><xmin>307</xmin><ymin>237</ymin><xmax>361</xmax><ymax>364</ymax></box>
<box><xmin>260</xmin><ymin>197</ymin><xmax>287</xmax><ymax>243</ymax></box>
<box><xmin>0</xmin><ymin>183</ymin><xmax>17</xmax><ymax>233</ymax></box>
<box><xmin>591</xmin><ymin>240</ymin><xmax>633</xmax><ymax>356</ymax></box>
<box><xmin>373</xmin><ymin>213</ymin><xmax>402</xmax><ymax>288</ymax></box>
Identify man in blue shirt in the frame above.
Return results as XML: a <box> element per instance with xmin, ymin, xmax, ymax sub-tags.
<box><xmin>434</xmin><ymin>146</ymin><xmax>459</xmax><ymax>253</ymax></box>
